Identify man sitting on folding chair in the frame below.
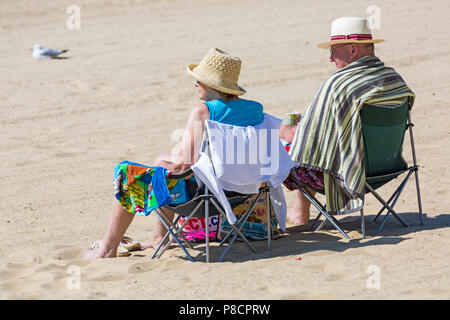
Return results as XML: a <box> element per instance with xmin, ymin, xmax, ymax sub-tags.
<box><xmin>82</xmin><ymin>48</ymin><xmax>268</xmax><ymax>259</ymax></box>
<box><xmin>279</xmin><ymin>17</ymin><xmax>418</xmax><ymax>235</ymax></box>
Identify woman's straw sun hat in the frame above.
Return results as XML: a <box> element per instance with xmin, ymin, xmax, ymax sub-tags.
<box><xmin>318</xmin><ymin>17</ymin><xmax>384</xmax><ymax>49</ymax></box>
<box><xmin>187</xmin><ymin>48</ymin><xmax>246</xmax><ymax>96</ymax></box>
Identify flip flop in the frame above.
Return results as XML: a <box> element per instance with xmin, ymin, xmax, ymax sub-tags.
<box><xmin>117</xmin><ymin>251</ymin><xmax>132</xmax><ymax>257</ymax></box>
<box><xmin>90</xmin><ymin>236</ymin><xmax>135</xmax><ymax>250</ymax></box>
<box><xmin>286</xmin><ymin>216</ymin><xmax>305</xmax><ymax>226</ymax></box>
<box><xmin>286</xmin><ymin>217</ymin><xmax>297</xmax><ymax>225</ymax></box>
<box><xmin>89</xmin><ymin>236</ymin><xmax>139</xmax><ymax>257</ymax></box>
<box><xmin>123</xmin><ymin>243</ymin><xmax>142</xmax><ymax>252</ymax></box>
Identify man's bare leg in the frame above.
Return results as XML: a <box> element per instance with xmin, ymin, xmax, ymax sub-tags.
<box><xmin>280</xmin><ymin>123</ymin><xmax>313</xmax><ymax>225</ymax></box>
<box><xmin>82</xmin><ymin>200</ymin><xmax>135</xmax><ymax>259</ymax></box>
<box><xmin>287</xmin><ymin>189</ymin><xmax>315</xmax><ymax>225</ymax></box>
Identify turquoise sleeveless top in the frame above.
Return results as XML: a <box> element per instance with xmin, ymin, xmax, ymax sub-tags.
<box><xmin>204</xmin><ymin>99</ymin><xmax>264</xmax><ymax>127</ymax></box>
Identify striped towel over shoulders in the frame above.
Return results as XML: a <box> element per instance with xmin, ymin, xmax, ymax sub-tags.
<box><xmin>289</xmin><ymin>56</ymin><xmax>415</xmax><ymax>214</ymax></box>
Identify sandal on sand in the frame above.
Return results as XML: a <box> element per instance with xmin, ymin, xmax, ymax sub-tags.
<box><xmin>286</xmin><ymin>217</ymin><xmax>298</xmax><ymax>225</ymax></box>
<box><xmin>90</xmin><ymin>236</ymin><xmax>139</xmax><ymax>257</ymax></box>
<box><xmin>117</xmin><ymin>251</ymin><xmax>132</xmax><ymax>257</ymax></box>
<box><xmin>123</xmin><ymin>243</ymin><xmax>142</xmax><ymax>252</ymax></box>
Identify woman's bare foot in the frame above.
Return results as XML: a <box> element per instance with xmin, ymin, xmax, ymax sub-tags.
<box><xmin>81</xmin><ymin>236</ymin><xmax>134</xmax><ymax>259</ymax></box>
<box><xmin>287</xmin><ymin>209</ymin><xmax>310</xmax><ymax>225</ymax></box>
<box><xmin>140</xmin><ymin>235</ymin><xmax>170</xmax><ymax>250</ymax></box>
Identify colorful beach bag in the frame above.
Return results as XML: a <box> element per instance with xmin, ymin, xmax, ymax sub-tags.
<box><xmin>219</xmin><ymin>192</ymin><xmax>281</xmax><ymax>241</ymax></box>
<box><xmin>177</xmin><ymin>215</ymin><xmax>219</xmax><ymax>242</ymax></box>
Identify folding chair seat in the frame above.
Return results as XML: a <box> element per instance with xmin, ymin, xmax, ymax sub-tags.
<box><xmin>290</xmin><ymin>98</ymin><xmax>424</xmax><ymax>239</ymax></box>
<box><xmin>151</xmin><ymin>113</ymin><xmax>294</xmax><ymax>262</ymax></box>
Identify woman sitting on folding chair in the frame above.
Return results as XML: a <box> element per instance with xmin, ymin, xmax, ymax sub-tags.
<box><xmin>83</xmin><ymin>48</ymin><xmax>265</xmax><ymax>259</ymax></box>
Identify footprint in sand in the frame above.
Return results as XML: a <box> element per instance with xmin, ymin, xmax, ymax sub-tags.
<box><xmin>403</xmin><ymin>287</ymin><xmax>448</xmax><ymax>297</ymax></box>
<box><xmin>0</xmin><ymin>260</ymin><xmax>63</xmax><ymax>298</ymax></box>
<box><xmin>312</xmin><ymin>262</ymin><xmax>346</xmax><ymax>273</ymax></box>
<box><xmin>51</xmin><ymin>247</ymin><xmax>86</xmax><ymax>261</ymax></box>
<box><xmin>34</xmin><ymin>263</ymin><xmax>68</xmax><ymax>274</ymax></box>
<box><xmin>0</xmin><ymin>246</ymin><xmax>95</xmax><ymax>297</ymax></box>
<box><xmin>53</xmin><ymin>151</ymin><xmax>84</xmax><ymax>158</ymax></box>
<box><xmin>90</xmin><ymin>274</ymin><xmax>125</xmax><ymax>282</ymax></box>
<box><xmin>325</xmin><ymin>273</ymin><xmax>354</xmax><ymax>281</ymax></box>
<box><xmin>127</xmin><ymin>262</ymin><xmax>159</xmax><ymax>274</ymax></box>
<box><xmin>0</xmin><ymin>268</ymin><xmax>35</xmax><ymax>280</ymax></box>
<box><xmin>0</xmin><ymin>281</ymin><xmax>28</xmax><ymax>292</ymax></box>
<box><xmin>0</xmin><ymin>259</ymin><xmax>41</xmax><ymax>281</ymax></box>
<box><xmin>306</xmin><ymin>262</ymin><xmax>355</xmax><ymax>282</ymax></box>
<box><xmin>40</xmin><ymin>279</ymin><xmax>69</xmax><ymax>292</ymax></box>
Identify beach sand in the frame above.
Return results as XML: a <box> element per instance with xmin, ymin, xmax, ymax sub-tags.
<box><xmin>0</xmin><ymin>0</ymin><xmax>449</xmax><ymax>300</ymax></box>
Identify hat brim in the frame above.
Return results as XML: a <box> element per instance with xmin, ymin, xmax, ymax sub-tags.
<box><xmin>317</xmin><ymin>39</ymin><xmax>385</xmax><ymax>49</ymax></box>
<box><xmin>187</xmin><ymin>64</ymin><xmax>246</xmax><ymax>96</ymax></box>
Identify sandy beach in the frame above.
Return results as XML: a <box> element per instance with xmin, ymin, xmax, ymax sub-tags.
<box><xmin>1</xmin><ymin>0</ymin><xmax>449</xmax><ymax>300</ymax></box>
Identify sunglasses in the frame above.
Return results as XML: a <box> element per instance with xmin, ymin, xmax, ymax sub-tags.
<box><xmin>329</xmin><ymin>43</ymin><xmax>351</xmax><ymax>55</ymax></box>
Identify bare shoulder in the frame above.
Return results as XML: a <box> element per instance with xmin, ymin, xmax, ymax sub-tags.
<box><xmin>192</xmin><ymin>103</ymin><xmax>208</xmax><ymax>112</ymax></box>
<box><xmin>191</xmin><ymin>103</ymin><xmax>209</xmax><ymax>119</ymax></box>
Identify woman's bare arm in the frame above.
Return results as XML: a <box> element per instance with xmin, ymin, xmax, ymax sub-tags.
<box><xmin>174</xmin><ymin>103</ymin><xmax>209</xmax><ymax>172</ymax></box>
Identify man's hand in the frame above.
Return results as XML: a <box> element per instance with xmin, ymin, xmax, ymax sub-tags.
<box><xmin>279</xmin><ymin>123</ymin><xmax>298</xmax><ymax>144</ymax></box>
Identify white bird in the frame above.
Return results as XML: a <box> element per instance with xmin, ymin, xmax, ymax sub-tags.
<box><xmin>32</xmin><ymin>44</ymin><xmax>69</xmax><ymax>59</ymax></box>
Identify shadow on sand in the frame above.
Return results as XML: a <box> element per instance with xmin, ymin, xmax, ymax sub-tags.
<box><xmin>184</xmin><ymin>211</ymin><xmax>449</xmax><ymax>263</ymax></box>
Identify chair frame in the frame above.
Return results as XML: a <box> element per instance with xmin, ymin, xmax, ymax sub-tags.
<box><xmin>150</xmin><ymin>169</ymin><xmax>273</xmax><ymax>262</ymax></box>
<box><xmin>151</xmin><ymin>115</ymin><xmax>286</xmax><ymax>262</ymax></box>
<box><xmin>367</xmin><ymin>109</ymin><xmax>424</xmax><ymax>234</ymax></box>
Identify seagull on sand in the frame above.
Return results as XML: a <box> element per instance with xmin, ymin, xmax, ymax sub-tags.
<box><xmin>32</xmin><ymin>44</ymin><xmax>69</xmax><ymax>59</ymax></box>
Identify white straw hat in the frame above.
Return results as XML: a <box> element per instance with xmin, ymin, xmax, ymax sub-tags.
<box><xmin>187</xmin><ymin>48</ymin><xmax>246</xmax><ymax>96</ymax></box>
<box><xmin>318</xmin><ymin>17</ymin><xmax>384</xmax><ymax>49</ymax></box>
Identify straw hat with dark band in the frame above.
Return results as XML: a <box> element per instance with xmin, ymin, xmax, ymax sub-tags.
<box><xmin>318</xmin><ymin>17</ymin><xmax>384</xmax><ymax>49</ymax></box>
<box><xmin>187</xmin><ymin>48</ymin><xmax>246</xmax><ymax>96</ymax></box>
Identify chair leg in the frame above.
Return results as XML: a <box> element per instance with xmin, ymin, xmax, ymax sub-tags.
<box><xmin>375</xmin><ymin>210</ymin><xmax>390</xmax><ymax>235</ymax></box>
<box><xmin>205</xmin><ymin>189</ymin><xmax>210</xmax><ymax>263</ymax></box>
<box><xmin>151</xmin><ymin>209</ymin><xmax>181</xmax><ymax>260</ymax></box>
<box><xmin>369</xmin><ymin>184</ymin><xmax>409</xmax><ymax>236</ymax></box>
<box><xmin>151</xmin><ymin>201</ymin><xmax>205</xmax><ymax>261</ymax></box>
<box><xmin>217</xmin><ymin>193</ymin><xmax>263</xmax><ymax>246</ymax></box>
<box><xmin>372</xmin><ymin>181</ymin><xmax>403</xmax><ymax>222</ymax></box>
<box><xmin>155</xmin><ymin>213</ymin><xmax>194</xmax><ymax>260</ymax></box>
<box><xmin>309</xmin><ymin>212</ymin><xmax>322</xmax><ymax>231</ymax></box>
<box><xmin>295</xmin><ymin>183</ymin><xmax>350</xmax><ymax>240</ymax></box>
<box><xmin>152</xmin><ymin>209</ymin><xmax>194</xmax><ymax>262</ymax></box>
<box><xmin>366</xmin><ymin>183</ymin><xmax>409</xmax><ymax>229</ymax></box>
<box><xmin>266</xmin><ymin>191</ymin><xmax>271</xmax><ymax>251</ymax></box>
<box><xmin>408</xmin><ymin>110</ymin><xmax>424</xmax><ymax>226</ymax></box>
<box><xmin>361</xmin><ymin>209</ymin><xmax>366</xmax><ymax>239</ymax></box>
<box><xmin>210</xmin><ymin>198</ymin><xmax>256</xmax><ymax>262</ymax></box>
<box><xmin>315</xmin><ymin>216</ymin><xmax>328</xmax><ymax>231</ymax></box>
<box><xmin>217</xmin><ymin>219</ymin><xmax>257</xmax><ymax>262</ymax></box>
<box><xmin>305</xmin><ymin>191</ymin><xmax>327</xmax><ymax>231</ymax></box>
<box><xmin>414</xmin><ymin>168</ymin><xmax>424</xmax><ymax>226</ymax></box>
<box><xmin>163</xmin><ymin>211</ymin><xmax>194</xmax><ymax>250</ymax></box>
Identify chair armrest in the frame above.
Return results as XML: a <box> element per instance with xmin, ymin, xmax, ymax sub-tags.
<box><xmin>167</xmin><ymin>168</ymin><xmax>194</xmax><ymax>179</ymax></box>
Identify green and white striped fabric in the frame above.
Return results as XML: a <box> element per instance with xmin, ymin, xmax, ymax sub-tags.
<box><xmin>289</xmin><ymin>56</ymin><xmax>415</xmax><ymax>214</ymax></box>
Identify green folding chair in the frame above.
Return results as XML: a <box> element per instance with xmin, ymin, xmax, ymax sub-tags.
<box><xmin>361</xmin><ymin>98</ymin><xmax>423</xmax><ymax>235</ymax></box>
<box><xmin>292</xmin><ymin>98</ymin><xmax>424</xmax><ymax>238</ymax></box>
